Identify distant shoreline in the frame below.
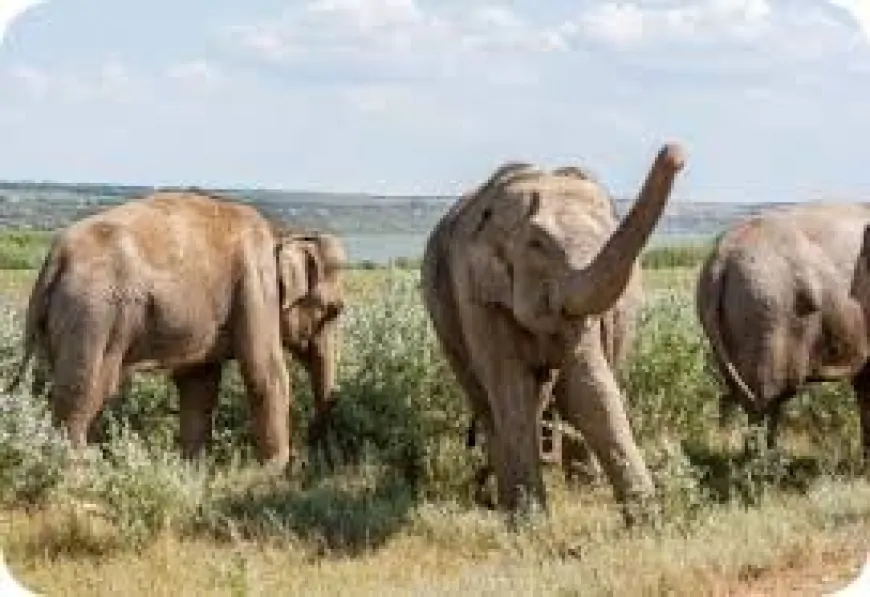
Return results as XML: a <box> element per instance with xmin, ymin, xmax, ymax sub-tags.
<box><xmin>0</xmin><ymin>181</ymin><xmax>797</xmax><ymax>263</ymax></box>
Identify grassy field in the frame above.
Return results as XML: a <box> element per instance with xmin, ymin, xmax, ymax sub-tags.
<box><xmin>0</xmin><ymin>232</ymin><xmax>868</xmax><ymax>596</ymax></box>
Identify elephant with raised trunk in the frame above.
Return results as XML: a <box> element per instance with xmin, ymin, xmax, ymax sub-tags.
<box><xmin>7</xmin><ymin>190</ymin><xmax>346</xmax><ymax>468</ymax></box>
<box><xmin>421</xmin><ymin>143</ymin><xmax>687</xmax><ymax>514</ymax></box>
<box><xmin>697</xmin><ymin>203</ymin><xmax>870</xmax><ymax>456</ymax></box>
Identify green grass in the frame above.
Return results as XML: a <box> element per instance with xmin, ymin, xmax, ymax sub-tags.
<box><xmin>640</xmin><ymin>242</ymin><xmax>712</xmax><ymax>270</ymax></box>
<box><xmin>0</xmin><ymin>245</ymin><xmax>867</xmax><ymax>595</ymax></box>
<box><xmin>0</xmin><ymin>230</ymin><xmax>52</xmax><ymax>270</ymax></box>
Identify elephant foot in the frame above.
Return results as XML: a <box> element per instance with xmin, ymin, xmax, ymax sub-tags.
<box><xmin>504</xmin><ymin>491</ymin><xmax>549</xmax><ymax>530</ymax></box>
<box><xmin>260</xmin><ymin>448</ymin><xmax>292</xmax><ymax>478</ymax></box>
<box><xmin>472</xmin><ymin>464</ymin><xmax>496</xmax><ymax>510</ymax></box>
<box><xmin>618</xmin><ymin>490</ymin><xmax>662</xmax><ymax>529</ymax></box>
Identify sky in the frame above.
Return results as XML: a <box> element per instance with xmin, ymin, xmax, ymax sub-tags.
<box><xmin>1</xmin><ymin>0</ymin><xmax>870</xmax><ymax>202</ymax></box>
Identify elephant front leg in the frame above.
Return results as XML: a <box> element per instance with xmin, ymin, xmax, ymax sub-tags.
<box><xmin>553</xmin><ymin>341</ymin><xmax>654</xmax><ymax>510</ymax></box>
<box><xmin>173</xmin><ymin>364</ymin><xmax>222</xmax><ymax>460</ymax></box>
<box><xmin>484</xmin><ymin>371</ymin><xmax>546</xmax><ymax>515</ymax></box>
<box><xmin>234</xmin><ymin>269</ymin><xmax>293</xmax><ymax>470</ymax></box>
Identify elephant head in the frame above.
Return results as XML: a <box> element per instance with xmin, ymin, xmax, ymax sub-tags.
<box><xmin>467</xmin><ymin>144</ymin><xmax>685</xmax><ymax>337</ymax></box>
<box><xmin>275</xmin><ymin>231</ymin><xmax>347</xmax><ymax>451</ymax></box>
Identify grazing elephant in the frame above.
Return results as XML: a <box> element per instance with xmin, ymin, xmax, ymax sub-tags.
<box><xmin>7</xmin><ymin>191</ymin><xmax>346</xmax><ymax>467</ymax></box>
<box><xmin>697</xmin><ymin>203</ymin><xmax>870</xmax><ymax>456</ymax></box>
<box><xmin>421</xmin><ymin>143</ymin><xmax>687</xmax><ymax>514</ymax></box>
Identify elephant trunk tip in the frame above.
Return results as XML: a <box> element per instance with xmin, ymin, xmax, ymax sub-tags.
<box><xmin>657</xmin><ymin>142</ymin><xmax>686</xmax><ymax>173</ymax></box>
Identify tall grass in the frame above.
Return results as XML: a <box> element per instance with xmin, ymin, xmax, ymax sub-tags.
<box><xmin>0</xmin><ymin>268</ymin><xmax>865</xmax><ymax>585</ymax></box>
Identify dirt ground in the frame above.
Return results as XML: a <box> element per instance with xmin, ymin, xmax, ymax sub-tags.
<box><xmin>724</xmin><ymin>541</ymin><xmax>867</xmax><ymax>596</ymax></box>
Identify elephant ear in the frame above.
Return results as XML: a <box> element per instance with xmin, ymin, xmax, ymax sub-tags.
<box><xmin>468</xmin><ymin>244</ymin><xmax>512</xmax><ymax>308</ymax></box>
<box><xmin>276</xmin><ymin>238</ymin><xmax>318</xmax><ymax>310</ymax></box>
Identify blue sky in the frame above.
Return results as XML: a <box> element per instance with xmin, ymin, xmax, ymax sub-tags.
<box><xmin>0</xmin><ymin>0</ymin><xmax>869</xmax><ymax>201</ymax></box>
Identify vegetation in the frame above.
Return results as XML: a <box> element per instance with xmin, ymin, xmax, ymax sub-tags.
<box><xmin>0</xmin><ymin>241</ymin><xmax>868</xmax><ymax>595</ymax></box>
<box><xmin>640</xmin><ymin>242</ymin><xmax>712</xmax><ymax>270</ymax></box>
<box><xmin>0</xmin><ymin>230</ymin><xmax>51</xmax><ymax>270</ymax></box>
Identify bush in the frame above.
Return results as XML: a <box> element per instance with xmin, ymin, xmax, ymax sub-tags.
<box><xmin>641</xmin><ymin>243</ymin><xmax>711</xmax><ymax>270</ymax></box>
<box><xmin>68</xmin><ymin>425</ymin><xmax>209</xmax><ymax>548</ymax></box>
<box><xmin>0</xmin><ymin>388</ymin><xmax>70</xmax><ymax>506</ymax></box>
<box><xmin>320</xmin><ymin>271</ymin><xmax>476</xmax><ymax>499</ymax></box>
<box><xmin>622</xmin><ymin>292</ymin><xmax>720</xmax><ymax>443</ymax></box>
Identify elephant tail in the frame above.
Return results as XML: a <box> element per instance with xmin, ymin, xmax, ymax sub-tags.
<box><xmin>5</xmin><ymin>239</ymin><xmax>63</xmax><ymax>394</ymax></box>
<box><xmin>697</xmin><ymin>252</ymin><xmax>756</xmax><ymax>407</ymax></box>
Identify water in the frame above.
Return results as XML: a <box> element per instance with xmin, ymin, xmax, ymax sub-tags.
<box><xmin>344</xmin><ymin>233</ymin><xmax>427</xmax><ymax>264</ymax></box>
<box><xmin>0</xmin><ymin>182</ymin><xmax>791</xmax><ymax>264</ymax></box>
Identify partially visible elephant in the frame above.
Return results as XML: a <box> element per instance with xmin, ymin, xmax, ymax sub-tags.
<box><xmin>421</xmin><ymin>143</ymin><xmax>687</xmax><ymax>514</ymax></box>
<box><xmin>848</xmin><ymin>223</ymin><xmax>870</xmax><ymax>456</ymax></box>
<box><xmin>697</xmin><ymin>203</ymin><xmax>870</xmax><ymax>456</ymax></box>
<box><xmin>7</xmin><ymin>190</ymin><xmax>346</xmax><ymax>467</ymax></box>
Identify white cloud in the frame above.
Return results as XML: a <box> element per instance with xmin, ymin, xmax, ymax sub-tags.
<box><xmin>0</xmin><ymin>0</ymin><xmax>46</xmax><ymax>48</ymax></box>
<box><xmin>579</xmin><ymin>3</ymin><xmax>646</xmax><ymax>46</ymax></box>
<box><xmin>232</xmin><ymin>26</ymin><xmax>291</xmax><ymax>63</ymax></box>
<box><xmin>7</xmin><ymin>64</ymin><xmax>49</xmax><ymax>97</ymax></box>
<box><xmin>5</xmin><ymin>59</ymin><xmax>144</xmax><ymax>104</ymax></box>
<box><xmin>226</xmin><ymin>0</ymin><xmax>568</xmax><ymax>79</ymax></box>
<box><xmin>576</xmin><ymin>0</ymin><xmax>773</xmax><ymax>47</ymax></box>
<box><xmin>829</xmin><ymin>0</ymin><xmax>870</xmax><ymax>43</ymax></box>
<box><xmin>166</xmin><ymin>60</ymin><xmax>224</xmax><ymax>91</ymax></box>
<box><xmin>306</xmin><ymin>0</ymin><xmax>425</xmax><ymax>30</ymax></box>
<box><xmin>97</xmin><ymin>59</ymin><xmax>135</xmax><ymax>98</ymax></box>
<box><xmin>460</xmin><ymin>5</ymin><xmax>569</xmax><ymax>53</ymax></box>
<box><xmin>223</xmin><ymin>0</ymin><xmax>868</xmax><ymax>81</ymax></box>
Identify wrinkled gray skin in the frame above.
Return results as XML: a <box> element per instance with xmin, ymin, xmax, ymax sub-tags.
<box><xmin>697</xmin><ymin>203</ymin><xmax>870</xmax><ymax>457</ymax></box>
<box><xmin>7</xmin><ymin>191</ymin><xmax>346</xmax><ymax>467</ymax></box>
<box><xmin>421</xmin><ymin>144</ymin><xmax>687</xmax><ymax>514</ymax></box>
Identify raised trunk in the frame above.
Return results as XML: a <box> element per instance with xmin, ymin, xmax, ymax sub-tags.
<box><xmin>562</xmin><ymin>143</ymin><xmax>686</xmax><ymax>317</ymax></box>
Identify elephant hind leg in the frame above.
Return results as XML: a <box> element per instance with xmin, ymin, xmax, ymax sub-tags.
<box><xmin>173</xmin><ymin>363</ymin><xmax>222</xmax><ymax>460</ymax></box>
<box><xmin>233</xmin><ymin>267</ymin><xmax>292</xmax><ymax>469</ymax></box>
<box><xmin>47</xmin><ymin>307</ymin><xmax>128</xmax><ymax>450</ymax></box>
<box><xmin>51</xmin><ymin>349</ymin><xmax>123</xmax><ymax>450</ymax></box>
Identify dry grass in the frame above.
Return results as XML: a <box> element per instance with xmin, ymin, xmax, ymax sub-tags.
<box><xmin>3</xmin><ymin>477</ymin><xmax>869</xmax><ymax>596</ymax></box>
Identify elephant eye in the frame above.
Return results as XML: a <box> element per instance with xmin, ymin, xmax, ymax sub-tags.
<box><xmin>528</xmin><ymin>238</ymin><xmax>545</xmax><ymax>251</ymax></box>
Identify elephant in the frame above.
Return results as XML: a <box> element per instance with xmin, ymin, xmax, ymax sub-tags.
<box><xmin>420</xmin><ymin>143</ymin><xmax>687</xmax><ymax>515</ymax></box>
<box><xmin>696</xmin><ymin>203</ymin><xmax>870</xmax><ymax>457</ymax></box>
<box><xmin>6</xmin><ymin>190</ymin><xmax>346</xmax><ymax>468</ymax></box>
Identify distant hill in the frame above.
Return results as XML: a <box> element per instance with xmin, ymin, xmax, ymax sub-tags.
<box><xmin>0</xmin><ymin>181</ymin><xmax>798</xmax><ymax>262</ymax></box>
